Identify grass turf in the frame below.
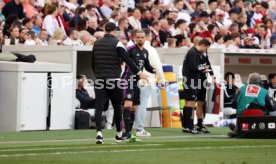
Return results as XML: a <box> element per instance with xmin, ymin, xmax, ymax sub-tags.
<box><xmin>0</xmin><ymin>128</ymin><xmax>275</xmax><ymax>164</ymax></box>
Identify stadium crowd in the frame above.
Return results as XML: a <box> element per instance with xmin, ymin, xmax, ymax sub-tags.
<box><xmin>0</xmin><ymin>0</ymin><xmax>275</xmax><ymax>49</ymax></box>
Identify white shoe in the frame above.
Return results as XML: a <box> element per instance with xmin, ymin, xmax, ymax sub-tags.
<box><xmin>136</xmin><ymin>130</ymin><xmax>151</xmax><ymax>137</ymax></box>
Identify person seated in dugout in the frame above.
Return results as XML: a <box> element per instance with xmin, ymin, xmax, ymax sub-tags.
<box><xmin>223</xmin><ymin>72</ymin><xmax>239</xmax><ymax>118</ymax></box>
<box><xmin>265</xmin><ymin>73</ymin><xmax>276</xmax><ymax>115</ymax></box>
<box><xmin>232</xmin><ymin>72</ymin><xmax>274</xmax><ymax>116</ymax></box>
<box><xmin>76</xmin><ymin>75</ymin><xmax>95</xmax><ymax>110</ymax></box>
<box><xmin>228</xmin><ymin>73</ymin><xmax>275</xmax><ymax>132</ymax></box>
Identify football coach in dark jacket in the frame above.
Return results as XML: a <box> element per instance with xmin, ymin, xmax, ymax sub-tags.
<box><xmin>92</xmin><ymin>22</ymin><xmax>148</xmax><ymax>144</ymax></box>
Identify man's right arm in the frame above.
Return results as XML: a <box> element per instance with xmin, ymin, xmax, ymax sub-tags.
<box><xmin>116</xmin><ymin>42</ymin><xmax>141</xmax><ymax>74</ymax></box>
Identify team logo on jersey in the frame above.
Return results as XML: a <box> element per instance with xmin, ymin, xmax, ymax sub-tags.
<box><xmin>127</xmin><ymin>94</ymin><xmax>132</xmax><ymax>99</ymax></box>
<box><xmin>245</xmin><ymin>85</ymin><xmax>260</xmax><ymax>97</ymax></box>
<box><xmin>136</xmin><ymin>53</ymin><xmax>139</xmax><ymax>56</ymax></box>
<box><xmin>144</xmin><ymin>53</ymin><xmax>147</xmax><ymax>58</ymax></box>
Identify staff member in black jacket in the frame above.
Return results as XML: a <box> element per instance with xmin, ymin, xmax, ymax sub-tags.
<box><xmin>92</xmin><ymin>22</ymin><xmax>148</xmax><ymax>144</ymax></box>
<box><xmin>182</xmin><ymin>39</ymin><xmax>213</xmax><ymax>134</ymax></box>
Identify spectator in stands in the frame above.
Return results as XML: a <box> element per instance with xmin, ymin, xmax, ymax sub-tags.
<box><xmin>174</xmin><ymin>34</ymin><xmax>185</xmax><ymax>48</ymax></box>
<box><xmin>139</xmin><ymin>0</ymin><xmax>152</xmax><ymax>10</ymax></box>
<box><xmin>128</xmin><ymin>8</ymin><xmax>142</xmax><ymax>30</ymax></box>
<box><xmin>86</xmin><ymin>4</ymin><xmax>97</xmax><ymax>21</ymax></box>
<box><xmin>190</xmin><ymin>1</ymin><xmax>205</xmax><ymax>18</ymax></box>
<box><xmin>48</xmin><ymin>28</ymin><xmax>65</xmax><ymax>45</ymax></box>
<box><xmin>100</xmin><ymin>0</ymin><xmax>112</xmax><ymax>18</ymax></box>
<box><xmin>69</xmin><ymin>7</ymin><xmax>86</xmax><ymax>28</ymax></box>
<box><xmin>87</xmin><ymin>16</ymin><xmax>98</xmax><ymax>35</ymax></box>
<box><xmin>63</xmin><ymin>29</ymin><xmax>84</xmax><ymax>46</ymax></box>
<box><xmin>218</xmin><ymin>26</ymin><xmax>229</xmax><ymax>37</ymax></box>
<box><xmin>211</xmin><ymin>33</ymin><xmax>224</xmax><ymax>48</ymax></box>
<box><xmin>76</xmin><ymin>18</ymin><xmax>88</xmax><ymax>31</ymax></box>
<box><xmin>167</xmin><ymin>37</ymin><xmax>176</xmax><ymax>48</ymax></box>
<box><xmin>237</xmin><ymin>13</ymin><xmax>248</xmax><ymax>39</ymax></box>
<box><xmin>232</xmin><ymin>0</ymin><xmax>243</xmax><ymax>14</ymax></box>
<box><xmin>8</xmin><ymin>25</ymin><xmax>20</xmax><ymax>45</ymax></box>
<box><xmin>226</xmin><ymin>8</ymin><xmax>239</xmax><ymax>27</ymax></box>
<box><xmin>56</xmin><ymin>4</ymin><xmax>69</xmax><ymax>35</ymax></box>
<box><xmin>140</xmin><ymin>8</ymin><xmax>153</xmax><ymax>29</ymax></box>
<box><xmin>267</xmin><ymin>1</ymin><xmax>276</xmax><ymax>22</ymax></box>
<box><xmin>207</xmin><ymin>0</ymin><xmax>217</xmax><ymax>14</ymax></box>
<box><xmin>32</xmin><ymin>15</ymin><xmax>42</xmax><ymax>36</ymax></box>
<box><xmin>253</xmin><ymin>25</ymin><xmax>271</xmax><ymax>49</ymax></box>
<box><xmin>192</xmin><ymin>36</ymin><xmax>202</xmax><ymax>46</ymax></box>
<box><xmin>79</xmin><ymin>30</ymin><xmax>93</xmax><ymax>45</ymax></box>
<box><xmin>89</xmin><ymin>0</ymin><xmax>106</xmax><ymax>21</ymax></box>
<box><xmin>232</xmin><ymin>72</ymin><xmax>274</xmax><ymax>116</ymax></box>
<box><xmin>118</xmin><ymin>17</ymin><xmax>130</xmax><ymax>41</ymax></box>
<box><xmin>42</xmin><ymin>4</ymin><xmax>59</xmax><ymax>36</ymax></box>
<box><xmin>2</xmin><ymin>0</ymin><xmax>25</xmax><ymax>20</ymax></box>
<box><xmin>76</xmin><ymin>75</ymin><xmax>95</xmax><ymax>110</ymax></box>
<box><xmin>189</xmin><ymin>22</ymin><xmax>200</xmax><ymax>39</ymax></box>
<box><xmin>241</xmin><ymin>36</ymin><xmax>259</xmax><ymax>49</ymax></box>
<box><xmin>252</xmin><ymin>2</ymin><xmax>263</xmax><ymax>26</ymax></box>
<box><xmin>22</xmin><ymin>0</ymin><xmax>35</xmax><ymax>19</ymax></box>
<box><xmin>188</xmin><ymin>0</ymin><xmax>197</xmax><ymax>11</ymax></box>
<box><xmin>109</xmin><ymin>9</ymin><xmax>120</xmax><ymax>26</ymax></box>
<box><xmin>232</xmin><ymin>32</ymin><xmax>241</xmax><ymax>49</ymax></box>
<box><xmin>36</xmin><ymin>29</ymin><xmax>48</xmax><ymax>46</ymax></box>
<box><xmin>171</xmin><ymin>0</ymin><xmax>190</xmax><ymax>24</ymax></box>
<box><xmin>24</xmin><ymin>30</ymin><xmax>36</xmax><ymax>45</ymax></box>
<box><xmin>244</xmin><ymin>1</ymin><xmax>254</xmax><ymax>27</ymax></box>
<box><xmin>223</xmin><ymin>34</ymin><xmax>235</xmax><ymax>49</ymax></box>
<box><xmin>18</xmin><ymin>28</ymin><xmax>28</xmax><ymax>44</ymax></box>
<box><xmin>159</xmin><ymin>19</ymin><xmax>171</xmax><ymax>46</ymax></box>
<box><xmin>172</xmin><ymin>19</ymin><xmax>188</xmax><ymax>37</ymax></box>
<box><xmin>22</xmin><ymin>17</ymin><xmax>33</xmax><ymax>31</ymax></box>
<box><xmin>150</xmin><ymin>20</ymin><xmax>160</xmax><ymax>46</ymax></box>
<box><xmin>110</xmin><ymin>0</ymin><xmax>120</xmax><ymax>10</ymax></box>
<box><xmin>96</xmin><ymin>19</ymin><xmax>109</xmax><ymax>31</ymax></box>
<box><xmin>150</xmin><ymin>6</ymin><xmax>161</xmax><ymax>21</ymax></box>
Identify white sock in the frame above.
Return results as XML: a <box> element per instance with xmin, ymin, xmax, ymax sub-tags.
<box><xmin>97</xmin><ymin>131</ymin><xmax>102</xmax><ymax>137</ymax></box>
<box><xmin>117</xmin><ymin>131</ymin><xmax>122</xmax><ymax>138</ymax></box>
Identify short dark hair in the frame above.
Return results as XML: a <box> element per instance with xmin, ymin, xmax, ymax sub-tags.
<box><xmin>174</xmin><ymin>34</ymin><xmax>185</xmax><ymax>47</ymax></box>
<box><xmin>134</xmin><ymin>30</ymin><xmax>145</xmax><ymax>37</ymax></box>
<box><xmin>268</xmin><ymin>73</ymin><xmax>276</xmax><ymax>81</ymax></box>
<box><xmin>198</xmin><ymin>39</ymin><xmax>211</xmax><ymax>46</ymax></box>
<box><xmin>196</xmin><ymin>1</ymin><xmax>205</xmax><ymax>8</ymax></box>
<box><xmin>225</xmin><ymin>72</ymin><xmax>235</xmax><ymax>80</ymax></box>
<box><xmin>224</xmin><ymin>34</ymin><xmax>233</xmax><ymax>42</ymax></box>
<box><xmin>142</xmin><ymin>28</ymin><xmax>151</xmax><ymax>37</ymax></box>
<box><xmin>214</xmin><ymin>34</ymin><xmax>223</xmax><ymax>43</ymax></box>
<box><xmin>76</xmin><ymin>75</ymin><xmax>85</xmax><ymax>80</ymax></box>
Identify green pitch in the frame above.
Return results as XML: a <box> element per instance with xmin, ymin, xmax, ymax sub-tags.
<box><xmin>0</xmin><ymin>128</ymin><xmax>275</xmax><ymax>164</ymax></box>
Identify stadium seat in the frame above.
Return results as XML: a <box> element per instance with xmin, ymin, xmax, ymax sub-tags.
<box><xmin>241</xmin><ymin>109</ymin><xmax>264</xmax><ymax>117</ymax></box>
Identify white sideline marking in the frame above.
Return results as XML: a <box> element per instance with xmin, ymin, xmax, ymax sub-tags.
<box><xmin>0</xmin><ymin>144</ymin><xmax>161</xmax><ymax>152</ymax></box>
<box><xmin>0</xmin><ymin>145</ymin><xmax>275</xmax><ymax>157</ymax></box>
<box><xmin>0</xmin><ymin>135</ymin><xmax>227</xmax><ymax>144</ymax></box>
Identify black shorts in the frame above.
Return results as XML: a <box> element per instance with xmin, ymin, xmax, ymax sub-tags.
<box><xmin>122</xmin><ymin>83</ymin><xmax>140</xmax><ymax>106</ymax></box>
<box><xmin>183</xmin><ymin>79</ymin><xmax>206</xmax><ymax>101</ymax></box>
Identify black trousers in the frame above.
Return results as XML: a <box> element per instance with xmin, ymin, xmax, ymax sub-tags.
<box><xmin>94</xmin><ymin>79</ymin><xmax>122</xmax><ymax>132</ymax></box>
